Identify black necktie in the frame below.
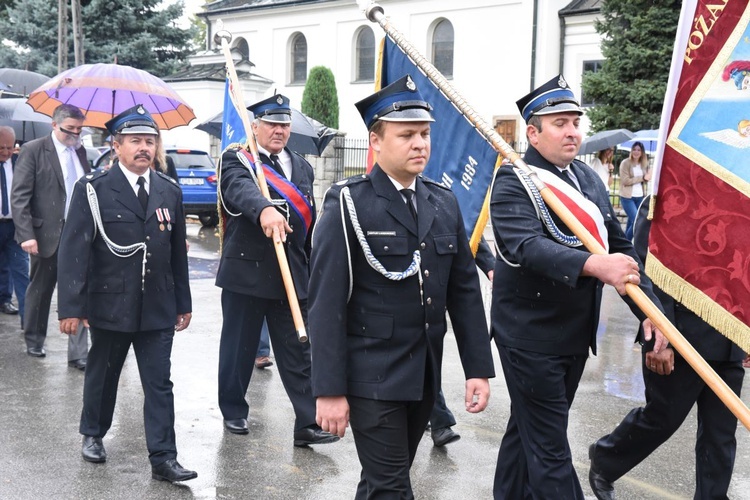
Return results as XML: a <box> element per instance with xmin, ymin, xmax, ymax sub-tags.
<box><xmin>136</xmin><ymin>176</ymin><xmax>148</xmax><ymax>212</ymax></box>
<box><xmin>0</xmin><ymin>161</ymin><xmax>8</xmax><ymax>216</ymax></box>
<box><xmin>400</xmin><ymin>188</ymin><xmax>417</xmax><ymax>222</ymax></box>
<box><xmin>561</xmin><ymin>168</ymin><xmax>581</xmax><ymax>192</ymax></box>
<box><xmin>269</xmin><ymin>154</ymin><xmax>286</xmax><ymax>178</ymax></box>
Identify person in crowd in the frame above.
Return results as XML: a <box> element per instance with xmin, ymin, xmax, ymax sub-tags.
<box><xmin>588</xmin><ymin>194</ymin><xmax>746</xmax><ymax>500</ymax></box>
<box><xmin>618</xmin><ymin>141</ymin><xmax>650</xmax><ymax>240</ymax></box>
<box><xmin>255</xmin><ymin>320</ymin><xmax>273</xmax><ymax>369</ymax></box>
<box><xmin>215</xmin><ymin>94</ymin><xmax>338</xmax><ymax>447</ymax></box>
<box><xmin>309</xmin><ymin>75</ymin><xmax>495</xmax><ymax>498</ymax></box>
<box><xmin>590</xmin><ymin>147</ymin><xmax>614</xmax><ymax>194</ymax></box>
<box><xmin>489</xmin><ymin>75</ymin><xmax>666</xmax><ymax>499</ymax></box>
<box><xmin>57</xmin><ymin>105</ymin><xmax>196</xmax><ymax>483</ymax></box>
<box><xmin>0</xmin><ymin>126</ymin><xmax>29</xmax><ymax>322</ymax></box>
<box><xmin>11</xmin><ymin>104</ymin><xmax>89</xmax><ymax>368</ymax></box>
<box><xmin>429</xmin><ymin>237</ymin><xmax>495</xmax><ymax>447</ymax></box>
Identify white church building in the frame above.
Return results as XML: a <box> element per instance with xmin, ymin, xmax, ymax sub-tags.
<box><xmin>163</xmin><ymin>0</ymin><xmax>604</xmax><ymax>157</ymax></box>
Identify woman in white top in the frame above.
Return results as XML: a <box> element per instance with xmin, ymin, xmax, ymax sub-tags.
<box><xmin>590</xmin><ymin>148</ymin><xmax>614</xmax><ymax>193</ymax></box>
<box><xmin>618</xmin><ymin>141</ymin><xmax>651</xmax><ymax>240</ymax></box>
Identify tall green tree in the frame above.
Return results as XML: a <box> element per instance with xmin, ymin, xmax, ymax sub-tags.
<box><xmin>301</xmin><ymin>66</ymin><xmax>339</xmax><ymax>129</ymax></box>
<box><xmin>0</xmin><ymin>0</ymin><xmax>195</xmax><ymax>77</ymax></box>
<box><xmin>582</xmin><ymin>0</ymin><xmax>680</xmax><ymax>132</ymax></box>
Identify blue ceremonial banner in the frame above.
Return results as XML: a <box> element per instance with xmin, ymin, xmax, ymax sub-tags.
<box><xmin>221</xmin><ymin>78</ymin><xmax>246</xmax><ymax>151</ymax></box>
<box><xmin>378</xmin><ymin>36</ymin><xmax>499</xmax><ymax>246</ymax></box>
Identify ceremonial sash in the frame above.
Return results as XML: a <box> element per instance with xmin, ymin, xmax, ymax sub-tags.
<box><xmin>520</xmin><ymin>166</ymin><xmax>609</xmax><ymax>252</ymax></box>
<box><xmin>239</xmin><ymin>149</ymin><xmax>314</xmax><ymax>236</ymax></box>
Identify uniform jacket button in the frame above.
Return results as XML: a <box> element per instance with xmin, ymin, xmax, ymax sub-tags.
<box><xmin>384</xmin><ymin>246</ymin><xmax>389</xmax><ymax>252</ymax></box>
<box><xmin>420</xmin><ymin>242</ymin><xmax>426</xmax><ymax>250</ymax></box>
<box><xmin>424</xmin><ymin>270</ymin><xmax>430</xmax><ymax>278</ymax></box>
<box><xmin>426</xmin><ymin>297</ymin><xmax>432</xmax><ymax>305</ymax></box>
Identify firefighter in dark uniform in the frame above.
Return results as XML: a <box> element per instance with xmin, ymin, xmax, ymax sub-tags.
<box><xmin>215</xmin><ymin>94</ymin><xmax>338</xmax><ymax>446</ymax></box>
<box><xmin>57</xmin><ymin>105</ymin><xmax>196</xmax><ymax>483</ymax></box>
<box><xmin>309</xmin><ymin>75</ymin><xmax>495</xmax><ymax>499</ymax></box>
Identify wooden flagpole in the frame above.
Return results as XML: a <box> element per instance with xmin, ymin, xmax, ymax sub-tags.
<box><xmin>214</xmin><ymin>29</ymin><xmax>308</xmax><ymax>342</ymax></box>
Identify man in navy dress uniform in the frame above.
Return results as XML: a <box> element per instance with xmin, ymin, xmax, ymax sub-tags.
<box><xmin>57</xmin><ymin>105</ymin><xmax>196</xmax><ymax>483</ymax></box>
<box><xmin>489</xmin><ymin>75</ymin><xmax>667</xmax><ymax>499</ymax></box>
<box><xmin>309</xmin><ymin>75</ymin><xmax>495</xmax><ymax>498</ymax></box>
<box><xmin>215</xmin><ymin>94</ymin><xmax>338</xmax><ymax>446</ymax></box>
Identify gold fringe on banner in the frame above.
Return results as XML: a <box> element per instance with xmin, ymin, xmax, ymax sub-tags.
<box><xmin>646</xmin><ymin>253</ymin><xmax>750</xmax><ymax>353</ymax></box>
<box><xmin>469</xmin><ymin>155</ymin><xmax>503</xmax><ymax>255</ymax></box>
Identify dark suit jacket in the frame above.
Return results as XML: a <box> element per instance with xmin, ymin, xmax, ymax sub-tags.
<box><xmin>215</xmin><ymin>147</ymin><xmax>316</xmax><ymax>300</ymax></box>
<box><xmin>490</xmin><ymin>146</ymin><xmax>662</xmax><ymax>356</ymax></box>
<box><xmin>11</xmin><ymin>135</ymin><xmax>89</xmax><ymax>258</ymax></box>
<box><xmin>309</xmin><ymin>165</ymin><xmax>495</xmax><ymax>401</ymax></box>
<box><xmin>633</xmin><ymin>196</ymin><xmax>745</xmax><ymax>361</ymax></box>
<box><xmin>56</xmin><ymin>163</ymin><xmax>191</xmax><ymax>332</ymax></box>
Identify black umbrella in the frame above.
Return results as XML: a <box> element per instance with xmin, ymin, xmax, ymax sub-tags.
<box><xmin>0</xmin><ymin>98</ymin><xmax>52</xmax><ymax>142</ymax></box>
<box><xmin>579</xmin><ymin>128</ymin><xmax>634</xmax><ymax>155</ymax></box>
<box><xmin>0</xmin><ymin>68</ymin><xmax>50</xmax><ymax>97</ymax></box>
<box><xmin>196</xmin><ymin>107</ymin><xmax>338</xmax><ymax>156</ymax></box>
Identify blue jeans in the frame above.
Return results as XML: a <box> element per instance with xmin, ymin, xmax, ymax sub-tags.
<box><xmin>620</xmin><ymin>196</ymin><xmax>643</xmax><ymax>241</ymax></box>
<box><xmin>257</xmin><ymin>319</ymin><xmax>270</xmax><ymax>357</ymax></box>
<box><xmin>0</xmin><ymin>221</ymin><xmax>29</xmax><ymax>324</ymax></box>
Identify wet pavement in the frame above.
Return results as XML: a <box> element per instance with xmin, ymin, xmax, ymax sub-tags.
<box><xmin>0</xmin><ymin>219</ymin><xmax>749</xmax><ymax>499</ymax></box>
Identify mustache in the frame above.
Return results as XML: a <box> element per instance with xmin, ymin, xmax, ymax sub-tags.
<box><xmin>135</xmin><ymin>153</ymin><xmax>152</xmax><ymax>161</ymax></box>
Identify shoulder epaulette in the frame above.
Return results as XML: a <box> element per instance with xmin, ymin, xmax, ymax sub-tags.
<box><xmin>156</xmin><ymin>170</ymin><xmax>180</xmax><ymax>188</ymax></box>
<box><xmin>421</xmin><ymin>174</ymin><xmax>451</xmax><ymax>191</ymax></box>
<box><xmin>84</xmin><ymin>169</ymin><xmax>108</xmax><ymax>182</ymax></box>
<box><xmin>335</xmin><ymin>173</ymin><xmax>369</xmax><ymax>187</ymax></box>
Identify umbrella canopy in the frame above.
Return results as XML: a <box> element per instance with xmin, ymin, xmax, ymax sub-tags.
<box><xmin>618</xmin><ymin>129</ymin><xmax>660</xmax><ymax>154</ymax></box>
<box><xmin>26</xmin><ymin>63</ymin><xmax>195</xmax><ymax>130</ymax></box>
<box><xmin>196</xmin><ymin>107</ymin><xmax>338</xmax><ymax>156</ymax></box>
<box><xmin>579</xmin><ymin>128</ymin><xmax>634</xmax><ymax>156</ymax></box>
<box><xmin>0</xmin><ymin>68</ymin><xmax>50</xmax><ymax>97</ymax></box>
<box><xmin>0</xmin><ymin>98</ymin><xmax>52</xmax><ymax>142</ymax></box>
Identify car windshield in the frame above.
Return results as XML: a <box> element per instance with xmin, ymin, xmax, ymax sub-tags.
<box><xmin>168</xmin><ymin>151</ymin><xmax>214</xmax><ymax>169</ymax></box>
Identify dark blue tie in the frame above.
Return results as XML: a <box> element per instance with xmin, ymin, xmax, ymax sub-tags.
<box><xmin>1</xmin><ymin>161</ymin><xmax>8</xmax><ymax>216</ymax></box>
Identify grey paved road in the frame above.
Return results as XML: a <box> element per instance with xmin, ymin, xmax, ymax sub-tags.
<box><xmin>0</xmin><ymin>221</ymin><xmax>748</xmax><ymax>499</ymax></box>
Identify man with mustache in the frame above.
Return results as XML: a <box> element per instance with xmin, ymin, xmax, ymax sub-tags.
<box><xmin>57</xmin><ymin>105</ymin><xmax>196</xmax><ymax>483</ymax></box>
<box><xmin>11</xmin><ymin>104</ymin><xmax>89</xmax><ymax>368</ymax></box>
<box><xmin>489</xmin><ymin>75</ymin><xmax>666</xmax><ymax>499</ymax></box>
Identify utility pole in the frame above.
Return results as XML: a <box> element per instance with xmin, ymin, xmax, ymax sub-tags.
<box><xmin>71</xmin><ymin>0</ymin><xmax>84</xmax><ymax>66</ymax></box>
<box><xmin>57</xmin><ymin>0</ymin><xmax>68</xmax><ymax>73</ymax></box>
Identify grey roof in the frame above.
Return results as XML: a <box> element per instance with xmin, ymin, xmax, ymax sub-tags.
<box><xmin>163</xmin><ymin>57</ymin><xmax>272</xmax><ymax>84</ymax></box>
<box><xmin>559</xmin><ymin>0</ymin><xmax>602</xmax><ymax>16</ymax></box>
<box><xmin>203</xmin><ymin>0</ymin><xmax>333</xmax><ymax>15</ymax></box>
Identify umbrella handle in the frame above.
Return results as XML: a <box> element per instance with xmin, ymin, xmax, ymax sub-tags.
<box><xmin>214</xmin><ymin>29</ymin><xmax>308</xmax><ymax>343</ymax></box>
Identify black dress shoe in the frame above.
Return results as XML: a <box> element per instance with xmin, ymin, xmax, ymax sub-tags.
<box><xmin>68</xmin><ymin>359</ymin><xmax>86</xmax><ymax>371</ymax></box>
<box><xmin>431</xmin><ymin>426</ymin><xmax>461</xmax><ymax>447</ymax></box>
<box><xmin>26</xmin><ymin>347</ymin><xmax>46</xmax><ymax>357</ymax></box>
<box><xmin>151</xmin><ymin>459</ymin><xmax>197</xmax><ymax>483</ymax></box>
<box><xmin>589</xmin><ymin>444</ymin><xmax>615</xmax><ymax>500</ymax></box>
<box><xmin>293</xmin><ymin>426</ymin><xmax>340</xmax><ymax>447</ymax></box>
<box><xmin>223</xmin><ymin>418</ymin><xmax>249</xmax><ymax>434</ymax></box>
<box><xmin>81</xmin><ymin>436</ymin><xmax>106</xmax><ymax>463</ymax></box>
<box><xmin>0</xmin><ymin>302</ymin><xmax>18</xmax><ymax>314</ymax></box>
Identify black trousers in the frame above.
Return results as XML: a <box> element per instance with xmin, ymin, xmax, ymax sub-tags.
<box><xmin>80</xmin><ymin>326</ymin><xmax>177</xmax><ymax>466</ymax></box>
<box><xmin>23</xmin><ymin>251</ymin><xmax>57</xmax><ymax>349</ymax></box>
<box><xmin>217</xmin><ymin>289</ymin><xmax>316</xmax><ymax>431</ymax></box>
<box><xmin>349</xmin><ymin>391</ymin><xmax>435</xmax><ymax>500</ymax></box>
<box><xmin>494</xmin><ymin>344</ymin><xmax>588</xmax><ymax>500</ymax></box>
<box><xmin>591</xmin><ymin>353</ymin><xmax>744</xmax><ymax>499</ymax></box>
<box><xmin>429</xmin><ymin>389</ymin><xmax>456</xmax><ymax>430</ymax></box>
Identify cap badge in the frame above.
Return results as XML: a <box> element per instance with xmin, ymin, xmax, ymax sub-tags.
<box><xmin>276</xmin><ymin>95</ymin><xmax>283</xmax><ymax>105</ymax></box>
<box><xmin>406</xmin><ymin>75</ymin><xmax>416</xmax><ymax>91</ymax></box>
<box><xmin>558</xmin><ymin>76</ymin><xmax>568</xmax><ymax>88</ymax></box>
<box><xmin>136</xmin><ymin>105</ymin><xmax>146</xmax><ymax>115</ymax></box>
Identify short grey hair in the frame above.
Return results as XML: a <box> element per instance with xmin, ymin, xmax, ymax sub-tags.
<box><xmin>0</xmin><ymin>125</ymin><xmax>15</xmax><ymax>140</ymax></box>
<box><xmin>52</xmin><ymin>104</ymin><xmax>85</xmax><ymax>123</ymax></box>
